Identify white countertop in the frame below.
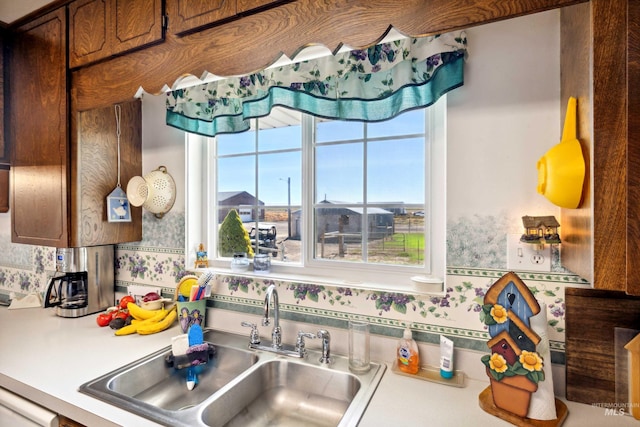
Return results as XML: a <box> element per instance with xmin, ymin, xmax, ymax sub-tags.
<box><xmin>0</xmin><ymin>306</ymin><xmax>636</xmax><ymax>427</ymax></box>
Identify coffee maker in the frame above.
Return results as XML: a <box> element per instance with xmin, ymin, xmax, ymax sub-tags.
<box><xmin>44</xmin><ymin>246</ymin><xmax>115</xmax><ymax>318</ymax></box>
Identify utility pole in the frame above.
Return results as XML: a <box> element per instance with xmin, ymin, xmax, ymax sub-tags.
<box><xmin>281</xmin><ymin>177</ymin><xmax>291</xmax><ymax>237</ymax></box>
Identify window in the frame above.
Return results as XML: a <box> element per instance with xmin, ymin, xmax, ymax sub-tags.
<box><xmin>187</xmin><ymin>99</ymin><xmax>446</xmax><ymax>289</ymax></box>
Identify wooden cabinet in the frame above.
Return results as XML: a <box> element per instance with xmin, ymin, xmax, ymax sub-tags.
<box><xmin>9</xmin><ymin>7</ymin><xmax>142</xmax><ymax>247</ymax></box>
<box><xmin>0</xmin><ymin>166</ymin><xmax>8</xmax><ymax>213</ymax></box>
<box><xmin>69</xmin><ymin>0</ymin><xmax>164</xmax><ymax>69</ymax></box>
<box><xmin>9</xmin><ymin>8</ymin><xmax>69</xmax><ymax>247</ymax></box>
<box><xmin>237</xmin><ymin>0</ymin><xmax>285</xmax><ymax>14</ymax></box>
<box><xmin>72</xmin><ymin>99</ymin><xmax>142</xmax><ymax>246</ymax></box>
<box><xmin>560</xmin><ymin>0</ymin><xmax>640</xmax><ymax>296</ymax></box>
<box><xmin>58</xmin><ymin>414</ymin><xmax>86</xmax><ymax>427</ymax></box>
<box><xmin>0</xmin><ymin>30</ymin><xmax>7</xmax><ymax>163</ymax></box>
<box><xmin>166</xmin><ymin>0</ymin><xmax>287</xmax><ymax>35</ymax></box>
<box><xmin>166</xmin><ymin>0</ymin><xmax>236</xmax><ymax>35</ymax></box>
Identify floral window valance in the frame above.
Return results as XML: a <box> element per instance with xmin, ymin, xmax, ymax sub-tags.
<box><xmin>166</xmin><ymin>32</ymin><xmax>468</xmax><ymax>137</ymax></box>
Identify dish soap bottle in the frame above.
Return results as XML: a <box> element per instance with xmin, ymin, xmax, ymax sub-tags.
<box><xmin>397</xmin><ymin>327</ymin><xmax>420</xmax><ymax>374</ymax></box>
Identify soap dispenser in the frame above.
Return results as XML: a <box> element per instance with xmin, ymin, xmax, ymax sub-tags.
<box><xmin>397</xmin><ymin>327</ymin><xmax>420</xmax><ymax>374</ymax></box>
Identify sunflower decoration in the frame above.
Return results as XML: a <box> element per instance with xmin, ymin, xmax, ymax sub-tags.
<box><xmin>480</xmin><ymin>303</ymin><xmax>509</xmax><ymax>325</ymax></box>
<box><xmin>481</xmin><ymin>346</ymin><xmax>545</xmax><ymax>384</ymax></box>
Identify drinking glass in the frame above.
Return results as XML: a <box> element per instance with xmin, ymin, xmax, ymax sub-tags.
<box><xmin>348</xmin><ymin>320</ymin><xmax>371</xmax><ymax>373</ymax></box>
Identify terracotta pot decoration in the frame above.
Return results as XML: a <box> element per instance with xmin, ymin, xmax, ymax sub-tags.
<box><xmin>487</xmin><ymin>368</ymin><xmax>538</xmax><ymax>418</ymax></box>
<box><xmin>479</xmin><ymin>272</ymin><xmax>566</xmax><ymax>424</ymax></box>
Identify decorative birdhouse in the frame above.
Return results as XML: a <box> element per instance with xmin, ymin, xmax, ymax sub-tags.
<box><xmin>483</xmin><ymin>272</ymin><xmax>541</xmax><ymax>337</ymax></box>
<box><xmin>479</xmin><ymin>271</ymin><xmax>568</xmax><ymax>425</ymax></box>
<box><xmin>107</xmin><ymin>186</ymin><xmax>132</xmax><ymax>223</ymax></box>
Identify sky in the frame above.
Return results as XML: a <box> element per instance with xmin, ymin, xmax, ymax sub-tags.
<box><xmin>216</xmin><ymin>108</ymin><xmax>426</xmax><ymax>208</ymax></box>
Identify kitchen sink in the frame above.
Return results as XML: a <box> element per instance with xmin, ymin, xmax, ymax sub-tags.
<box><xmin>79</xmin><ymin>338</ymin><xmax>259</xmax><ymax>425</ymax></box>
<box><xmin>201</xmin><ymin>359</ymin><xmax>360</xmax><ymax>427</ymax></box>
<box><xmin>79</xmin><ymin>330</ymin><xmax>386</xmax><ymax>427</ymax></box>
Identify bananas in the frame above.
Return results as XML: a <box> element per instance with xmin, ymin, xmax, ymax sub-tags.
<box><xmin>137</xmin><ymin>307</ymin><xmax>178</xmax><ymax>335</ymax></box>
<box><xmin>127</xmin><ymin>301</ymin><xmax>163</xmax><ymax>321</ymax></box>
<box><xmin>115</xmin><ymin>303</ymin><xmax>177</xmax><ymax>336</ymax></box>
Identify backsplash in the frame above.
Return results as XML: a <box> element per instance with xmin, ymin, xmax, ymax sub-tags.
<box><xmin>0</xmin><ymin>10</ymin><xmax>588</xmax><ymax>365</ymax></box>
<box><xmin>0</xmin><ymin>210</ymin><xmax>589</xmax><ymax>365</ymax></box>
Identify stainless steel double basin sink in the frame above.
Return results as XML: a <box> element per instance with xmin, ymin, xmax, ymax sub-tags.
<box><xmin>79</xmin><ymin>329</ymin><xmax>385</xmax><ymax>426</ymax></box>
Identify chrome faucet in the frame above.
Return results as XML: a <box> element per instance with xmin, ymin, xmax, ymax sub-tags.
<box><xmin>317</xmin><ymin>329</ymin><xmax>332</xmax><ymax>364</ymax></box>
<box><xmin>263</xmin><ymin>284</ymin><xmax>282</xmax><ymax>349</ymax></box>
<box><xmin>241</xmin><ymin>284</ymin><xmax>317</xmax><ymax>358</ymax></box>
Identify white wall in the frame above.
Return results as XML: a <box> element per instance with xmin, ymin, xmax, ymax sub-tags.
<box><xmin>141</xmin><ymin>92</ymin><xmax>187</xmax><ymax>213</ymax></box>
<box><xmin>137</xmin><ymin>8</ymin><xmax>564</xmax><ymax>263</ymax></box>
<box><xmin>447</xmin><ymin>9</ymin><xmax>561</xmax><ymax>233</ymax></box>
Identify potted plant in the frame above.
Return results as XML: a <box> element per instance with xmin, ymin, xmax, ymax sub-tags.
<box><xmin>218</xmin><ymin>209</ymin><xmax>254</xmax><ymax>258</ymax></box>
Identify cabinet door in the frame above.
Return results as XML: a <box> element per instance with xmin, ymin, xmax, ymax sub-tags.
<box><xmin>0</xmin><ymin>31</ymin><xmax>6</xmax><ymax>163</ymax></box>
<box><xmin>237</xmin><ymin>0</ymin><xmax>285</xmax><ymax>14</ymax></box>
<box><xmin>111</xmin><ymin>0</ymin><xmax>164</xmax><ymax>56</ymax></box>
<box><xmin>167</xmin><ymin>0</ymin><xmax>236</xmax><ymax>35</ymax></box>
<box><xmin>69</xmin><ymin>0</ymin><xmax>109</xmax><ymax>69</ymax></box>
<box><xmin>0</xmin><ymin>166</ymin><xmax>8</xmax><ymax>213</ymax></box>
<box><xmin>69</xmin><ymin>0</ymin><xmax>164</xmax><ymax>69</ymax></box>
<box><xmin>10</xmin><ymin>8</ymin><xmax>68</xmax><ymax>247</ymax></box>
<box><xmin>72</xmin><ymin>99</ymin><xmax>142</xmax><ymax>246</ymax></box>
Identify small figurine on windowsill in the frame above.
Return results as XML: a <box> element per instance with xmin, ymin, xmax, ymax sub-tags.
<box><xmin>194</xmin><ymin>243</ymin><xmax>209</xmax><ymax>268</ymax></box>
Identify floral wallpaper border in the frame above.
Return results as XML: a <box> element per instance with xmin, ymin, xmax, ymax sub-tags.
<box><xmin>0</xmin><ymin>209</ymin><xmax>587</xmax><ymax>366</ymax></box>
<box><xmin>207</xmin><ymin>271</ymin><xmax>572</xmax><ymax>362</ymax></box>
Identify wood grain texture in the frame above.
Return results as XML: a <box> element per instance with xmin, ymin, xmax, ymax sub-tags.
<box><xmin>72</xmin><ymin>99</ymin><xmax>142</xmax><ymax>246</ymax></box>
<box><xmin>0</xmin><ymin>167</ymin><xmax>8</xmax><ymax>213</ymax></box>
<box><xmin>560</xmin><ymin>0</ymin><xmax>630</xmax><ymax>293</ymax></box>
<box><xmin>69</xmin><ymin>0</ymin><xmax>163</xmax><ymax>69</ymax></box>
<box><xmin>72</xmin><ymin>0</ymin><xmax>586</xmax><ymax>110</ymax></box>
<box><xmin>237</xmin><ymin>0</ymin><xmax>288</xmax><ymax>15</ymax></box>
<box><xmin>590</xmin><ymin>0</ymin><xmax>628</xmax><ymax>292</ymax></box>
<box><xmin>9</xmin><ymin>8</ymin><xmax>68</xmax><ymax>246</ymax></box>
<box><xmin>565</xmin><ymin>287</ymin><xmax>640</xmax><ymax>404</ymax></box>
<box><xmin>69</xmin><ymin>0</ymin><xmax>108</xmax><ymax>68</ymax></box>
<box><xmin>0</xmin><ymin>32</ymin><xmax>5</xmax><ymax>163</ymax></box>
<box><xmin>559</xmin><ymin>4</ymin><xmax>593</xmax><ymax>285</ymax></box>
<box><xmin>166</xmin><ymin>0</ymin><xmax>236</xmax><ymax>35</ymax></box>
<box><xmin>627</xmin><ymin>0</ymin><xmax>640</xmax><ymax>296</ymax></box>
<box><xmin>112</xmin><ymin>0</ymin><xmax>163</xmax><ymax>55</ymax></box>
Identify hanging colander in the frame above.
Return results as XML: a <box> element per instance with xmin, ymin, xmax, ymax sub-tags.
<box><xmin>126</xmin><ymin>166</ymin><xmax>176</xmax><ymax>218</ymax></box>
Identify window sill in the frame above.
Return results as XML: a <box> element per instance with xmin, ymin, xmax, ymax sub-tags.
<box><xmin>189</xmin><ymin>266</ymin><xmax>446</xmax><ymax>297</ymax></box>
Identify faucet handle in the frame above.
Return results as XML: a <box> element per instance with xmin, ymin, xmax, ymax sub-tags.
<box><xmin>317</xmin><ymin>329</ymin><xmax>332</xmax><ymax>364</ymax></box>
<box><xmin>295</xmin><ymin>331</ymin><xmax>316</xmax><ymax>357</ymax></box>
<box><xmin>241</xmin><ymin>321</ymin><xmax>260</xmax><ymax>345</ymax></box>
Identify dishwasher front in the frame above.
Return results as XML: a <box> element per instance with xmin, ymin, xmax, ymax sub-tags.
<box><xmin>0</xmin><ymin>387</ymin><xmax>58</xmax><ymax>427</ymax></box>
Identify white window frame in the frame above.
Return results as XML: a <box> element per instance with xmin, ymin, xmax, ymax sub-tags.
<box><xmin>185</xmin><ymin>97</ymin><xmax>447</xmax><ymax>293</ymax></box>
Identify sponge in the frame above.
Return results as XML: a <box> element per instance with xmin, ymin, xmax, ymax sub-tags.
<box><xmin>171</xmin><ymin>334</ymin><xmax>189</xmax><ymax>357</ymax></box>
<box><xmin>188</xmin><ymin>324</ymin><xmax>204</xmax><ymax>346</ymax></box>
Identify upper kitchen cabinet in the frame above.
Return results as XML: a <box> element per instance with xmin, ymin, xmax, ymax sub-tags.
<box><xmin>236</xmin><ymin>0</ymin><xmax>288</xmax><ymax>14</ymax></box>
<box><xmin>9</xmin><ymin>7</ymin><xmax>142</xmax><ymax>247</ymax></box>
<box><xmin>0</xmin><ymin>30</ymin><xmax>7</xmax><ymax>164</ymax></box>
<box><xmin>559</xmin><ymin>0</ymin><xmax>640</xmax><ymax>296</ymax></box>
<box><xmin>71</xmin><ymin>99</ymin><xmax>142</xmax><ymax>246</ymax></box>
<box><xmin>166</xmin><ymin>0</ymin><xmax>288</xmax><ymax>36</ymax></box>
<box><xmin>69</xmin><ymin>0</ymin><xmax>164</xmax><ymax>69</ymax></box>
<box><xmin>166</xmin><ymin>0</ymin><xmax>236</xmax><ymax>35</ymax></box>
<box><xmin>9</xmin><ymin>8</ymin><xmax>69</xmax><ymax>247</ymax></box>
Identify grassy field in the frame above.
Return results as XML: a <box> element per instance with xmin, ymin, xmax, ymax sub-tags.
<box><xmin>368</xmin><ymin>232</ymin><xmax>424</xmax><ymax>263</ymax></box>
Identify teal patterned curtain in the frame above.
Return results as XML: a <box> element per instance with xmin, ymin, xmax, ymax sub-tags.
<box><xmin>166</xmin><ymin>32</ymin><xmax>467</xmax><ymax>136</ymax></box>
